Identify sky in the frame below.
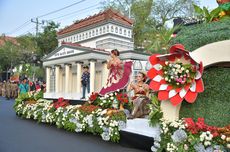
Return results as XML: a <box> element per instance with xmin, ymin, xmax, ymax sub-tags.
<box><xmin>0</xmin><ymin>0</ymin><xmax>218</xmax><ymax>37</ymax></box>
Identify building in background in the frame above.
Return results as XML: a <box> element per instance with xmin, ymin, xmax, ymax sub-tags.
<box><xmin>42</xmin><ymin>9</ymin><xmax>151</xmax><ymax>100</ymax></box>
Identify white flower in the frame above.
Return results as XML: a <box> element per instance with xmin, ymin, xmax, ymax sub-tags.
<box><xmin>226</xmin><ymin>137</ymin><xmax>230</xmax><ymax>142</ymax></box>
<box><xmin>172</xmin><ymin>68</ymin><xmax>176</xmax><ymax>72</ymax></box>
<box><xmin>204</xmin><ymin>141</ymin><xmax>211</xmax><ymax>146</ymax></box>
<box><xmin>176</xmin><ymin>83</ymin><xmax>179</xmax><ymax>85</ymax></box>
<box><xmin>164</xmin><ymin>71</ymin><xmax>168</xmax><ymax>74</ymax></box>
<box><xmin>227</xmin><ymin>144</ymin><xmax>230</xmax><ymax>149</ymax></box>
<box><xmin>169</xmin><ymin>63</ymin><xmax>172</xmax><ymax>67</ymax></box>
<box><xmin>110</xmin><ymin>97</ymin><xmax>114</xmax><ymax>100</ymax></box>
<box><xmin>165</xmin><ymin>61</ymin><xmax>169</xmax><ymax>65</ymax></box>
<box><xmin>151</xmin><ymin>146</ymin><xmax>157</xmax><ymax>152</ymax></box>
<box><xmin>220</xmin><ymin>135</ymin><xmax>226</xmax><ymax>140</ymax></box>
<box><xmin>200</xmin><ymin>136</ymin><xmax>204</xmax><ymax>142</ymax></box>
<box><xmin>165</xmin><ymin>77</ymin><xmax>169</xmax><ymax>81</ymax></box>
<box><xmin>186</xmin><ymin>69</ymin><xmax>189</xmax><ymax>73</ymax></box>
<box><xmin>103</xmin><ymin>100</ymin><xmax>107</xmax><ymax>103</ymax></box>
<box><xmin>181</xmin><ymin>67</ymin><xmax>185</xmax><ymax>71</ymax></box>
<box><xmin>101</xmin><ymin>132</ymin><xmax>110</xmax><ymax>141</ymax></box>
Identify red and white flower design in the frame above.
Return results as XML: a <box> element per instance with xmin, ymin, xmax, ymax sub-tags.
<box><xmin>147</xmin><ymin>44</ymin><xmax>204</xmax><ymax>106</ymax></box>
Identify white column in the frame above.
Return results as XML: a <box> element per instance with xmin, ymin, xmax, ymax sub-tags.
<box><xmin>76</xmin><ymin>62</ymin><xmax>82</xmax><ymax>93</ymax></box>
<box><xmin>102</xmin><ymin>61</ymin><xmax>109</xmax><ymax>86</ymax></box>
<box><xmin>55</xmin><ymin>65</ymin><xmax>60</xmax><ymax>93</ymax></box>
<box><xmin>46</xmin><ymin>67</ymin><xmax>51</xmax><ymax>93</ymax></box>
<box><xmin>65</xmin><ymin>64</ymin><xmax>71</xmax><ymax>93</ymax></box>
<box><xmin>89</xmin><ymin>60</ymin><xmax>96</xmax><ymax>93</ymax></box>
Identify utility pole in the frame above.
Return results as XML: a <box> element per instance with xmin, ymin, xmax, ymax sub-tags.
<box><xmin>31</xmin><ymin>18</ymin><xmax>44</xmax><ymax>36</ymax></box>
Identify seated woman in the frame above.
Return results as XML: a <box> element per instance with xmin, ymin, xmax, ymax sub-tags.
<box><xmin>99</xmin><ymin>49</ymin><xmax>132</xmax><ymax>96</ymax></box>
<box><xmin>127</xmin><ymin>71</ymin><xmax>150</xmax><ymax>119</ymax></box>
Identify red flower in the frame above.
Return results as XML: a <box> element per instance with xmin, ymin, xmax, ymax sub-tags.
<box><xmin>184</xmin><ymin>118</ymin><xmax>219</xmax><ymax>137</ymax></box>
<box><xmin>116</xmin><ymin>93</ymin><xmax>129</xmax><ymax>104</ymax></box>
<box><xmin>53</xmin><ymin>97</ymin><xmax>69</xmax><ymax>109</ymax></box>
<box><xmin>89</xmin><ymin>92</ymin><xmax>99</xmax><ymax>102</ymax></box>
<box><xmin>147</xmin><ymin>44</ymin><xmax>204</xmax><ymax>106</ymax></box>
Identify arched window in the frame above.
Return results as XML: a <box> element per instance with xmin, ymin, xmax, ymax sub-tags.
<box><xmin>99</xmin><ymin>28</ymin><xmax>102</xmax><ymax>34</ymax></box>
<box><xmin>107</xmin><ymin>25</ymin><xmax>109</xmax><ymax>32</ymax></box>
<box><xmin>92</xmin><ymin>30</ymin><xmax>95</xmax><ymax>36</ymax></box>
<box><xmin>86</xmin><ymin>33</ymin><xmax>88</xmax><ymax>39</ymax></box>
<box><xmin>82</xmin><ymin>33</ymin><xmax>85</xmax><ymax>39</ymax></box>
<box><xmin>115</xmin><ymin>27</ymin><xmax>118</xmax><ymax>33</ymax></box>
<box><xmin>124</xmin><ymin>29</ymin><xmax>127</xmax><ymax>35</ymax></box>
<box><xmin>89</xmin><ymin>31</ymin><xmax>91</xmax><ymax>37</ymax></box>
<box><xmin>128</xmin><ymin>31</ymin><xmax>131</xmax><ymax>37</ymax></box>
<box><xmin>119</xmin><ymin>28</ymin><xmax>122</xmax><ymax>34</ymax></box>
<box><xmin>96</xmin><ymin>29</ymin><xmax>98</xmax><ymax>35</ymax></box>
<box><xmin>111</xmin><ymin>26</ymin><xmax>114</xmax><ymax>32</ymax></box>
<box><xmin>103</xmin><ymin>27</ymin><xmax>106</xmax><ymax>33</ymax></box>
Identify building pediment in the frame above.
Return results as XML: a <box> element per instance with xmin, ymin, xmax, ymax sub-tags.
<box><xmin>46</xmin><ymin>46</ymin><xmax>85</xmax><ymax>60</ymax></box>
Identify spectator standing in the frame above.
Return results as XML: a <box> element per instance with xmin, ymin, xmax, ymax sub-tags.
<box><xmin>18</xmin><ymin>78</ymin><xmax>29</xmax><ymax>95</ymax></box>
<box><xmin>81</xmin><ymin>65</ymin><xmax>90</xmax><ymax>99</ymax></box>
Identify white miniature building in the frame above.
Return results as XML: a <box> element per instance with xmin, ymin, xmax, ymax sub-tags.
<box><xmin>42</xmin><ymin>9</ymin><xmax>151</xmax><ymax>100</ymax></box>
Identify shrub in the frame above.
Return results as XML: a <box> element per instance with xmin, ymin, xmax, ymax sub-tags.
<box><xmin>180</xmin><ymin>67</ymin><xmax>230</xmax><ymax>127</ymax></box>
<box><xmin>170</xmin><ymin>19</ymin><xmax>230</xmax><ymax>51</ymax></box>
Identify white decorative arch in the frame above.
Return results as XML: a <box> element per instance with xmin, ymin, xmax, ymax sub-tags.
<box><xmin>161</xmin><ymin>40</ymin><xmax>230</xmax><ymax>121</ymax></box>
<box><xmin>190</xmin><ymin>40</ymin><xmax>230</xmax><ymax>67</ymax></box>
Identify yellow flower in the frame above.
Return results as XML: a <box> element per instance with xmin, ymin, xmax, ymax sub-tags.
<box><xmin>219</xmin><ymin>11</ymin><xmax>226</xmax><ymax>17</ymax></box>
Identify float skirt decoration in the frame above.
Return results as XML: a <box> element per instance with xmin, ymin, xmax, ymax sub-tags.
<box><xmin>147</xmin><ymin>44</ymin><xmax>204</xmax><ymax>106</ymax></box>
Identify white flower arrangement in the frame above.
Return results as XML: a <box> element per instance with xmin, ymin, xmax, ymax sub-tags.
<box><xmin>14</xmin><ymin>98</ymin><xmax>126</xmax><ymax>143</ymax></box>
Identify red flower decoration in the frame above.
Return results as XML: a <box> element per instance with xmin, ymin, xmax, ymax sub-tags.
<box><xmin>147</xmin><ymin>44</ymin><xmax>204</xmax><ymax>106</ymax></box>
<box><xmin>89</xmin><ymin>92</ymin><xmax>99</xmax><ymax>102</ymax></box>
<box><xmin>184</xmin><ymin>118</ymin><xmax>219</xmax><ymax>137</ymax></box>
<box><xmin>116</xmin><ymin>93</ymin><xmax>129</xmax><ymax>104</ymax></box>
<box><xmin>53</xmin><ymin>97</ymin><xmax>69</xmax><ymax>109</ymax></box>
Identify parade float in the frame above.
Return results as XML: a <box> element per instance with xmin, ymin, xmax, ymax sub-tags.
<box><xmin>14</xmin><ymin>41</ymin><xmax>230</xmax><ymax>151</ymax></box>
<box><xmin>14</xmin><ymin>4</ymin><xmax>230</xmax><ymax>152</ymax></box>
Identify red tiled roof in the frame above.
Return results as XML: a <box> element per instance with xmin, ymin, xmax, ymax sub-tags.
<box><xmin>61</xmin><ymin>41</ymin><xmax>109</xmax><ymax>53</ymax></box>
<box><xmin>57</xmin><ymin>8</ymin><xmax>134</xmax><ymax>36</ymax></box>
<box><xmin>0</xmin><ymin>36</ymin><xmax>18</xmax><ymax>46</ymax></box>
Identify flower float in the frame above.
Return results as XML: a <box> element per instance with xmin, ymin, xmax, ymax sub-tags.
<box><xmin>147</xmin><ymin>44</ymin><xmax>204</xmax><ymax>106</ymax></box>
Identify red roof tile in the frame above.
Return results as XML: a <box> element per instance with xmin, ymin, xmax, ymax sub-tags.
<box><xmin>0</xmin><ymin>36</ymin><xmax>18</xmax><ymax>46</ymax></box>
<box><xmin>57</xmin><ymin>8</ymin><xmax>133</xmax><ymax>36</ymax></box>
<box><xmin>61</xmin><ymin>41</ymin><xmax>109</xmax><ymax>53</ymax></box>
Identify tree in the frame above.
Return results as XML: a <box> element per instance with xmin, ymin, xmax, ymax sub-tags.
<box><xmin>36</xmin><ymin>21</ymin><xmax>60</xmax><ymax>57</ymax></box>
<box><xmin>151</xmin><ymin>0</ymin><xmax>200</xmax><ymax>26</ymax></box>
<box><xmin>100</xmin><ymin>0</ymin><xmax>199</xmax><ymax>52</ymax></box>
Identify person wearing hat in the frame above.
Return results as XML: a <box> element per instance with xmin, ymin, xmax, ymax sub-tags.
<box><xmin>18</xmin><ymin>77</ymin><xmax>29</xmax><ymax>95</ymax></box>
<box><xmin>81</xmin><ymin>65</ymin><xmax>90</xmax><ymax>99</ymax></box>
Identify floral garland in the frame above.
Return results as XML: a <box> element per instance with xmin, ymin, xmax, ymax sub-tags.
<box><xmin>150</xmin><ymin>118</ymin><xmax>230</xmax><ymax>152</ymax></box>
<box><xmin>14</xmin><ymin>92</ymin><xmax>127</xmax><ymax>142</ymax></box>
<box><xmin>88</xmin><ymin>90</ymin><xmax>130</xmax><ymax>110</ymax></box>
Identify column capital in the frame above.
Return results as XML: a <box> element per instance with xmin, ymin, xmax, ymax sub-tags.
<box><xmin>102</xmin><ymin>61</ymin><xmax>107</xmax><ymax>64</ymax></box>
<box><xmin>88</xmin><ymin>59</ymin><xmax>97</xmax><ymax>62</ymax></box>
<box><xmin>54</xmin><ymin>64</ymin><xmax>61</xmax><ymax>67</ymax></box>
<box><xmin>64</xmin><ymin>63</ymin><xmax>72</xmax><ymax>68</ymax></box>
<box><xmin>75</xmin><ymin>61</ymin><xmax>84</xmax><ymax>64</ymax></box>
<box><xmin>45</xmin><ymin>66</ymin><xmax>52</xmax><ymax>69</ymax></box>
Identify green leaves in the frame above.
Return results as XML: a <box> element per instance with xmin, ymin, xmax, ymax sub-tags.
<box><xmin>171</xmin><ymin>19</ymin><xmax>230</xmax><ymax>51</ymax></box>
<box><xmin>148</xmin><ymin>95</ymin><xmax>163</xmax><ymax>127</ymax></box>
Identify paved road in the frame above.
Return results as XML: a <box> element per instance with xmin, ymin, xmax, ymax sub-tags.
<box><xmin>0</xmin><ymin>97</ymin><xmax>146</xmax><ymax>152</ymax></box>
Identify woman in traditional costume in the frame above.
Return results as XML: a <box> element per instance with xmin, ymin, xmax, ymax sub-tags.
<box><xmin>99</xmin><ymin>49</ymin><xmax>132</xmax><ymax>96</ymax></box>
<box><xmin>127</xmin><ymin>72</ymin><xmax>150</xmax><ymax>119</ymax></box>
